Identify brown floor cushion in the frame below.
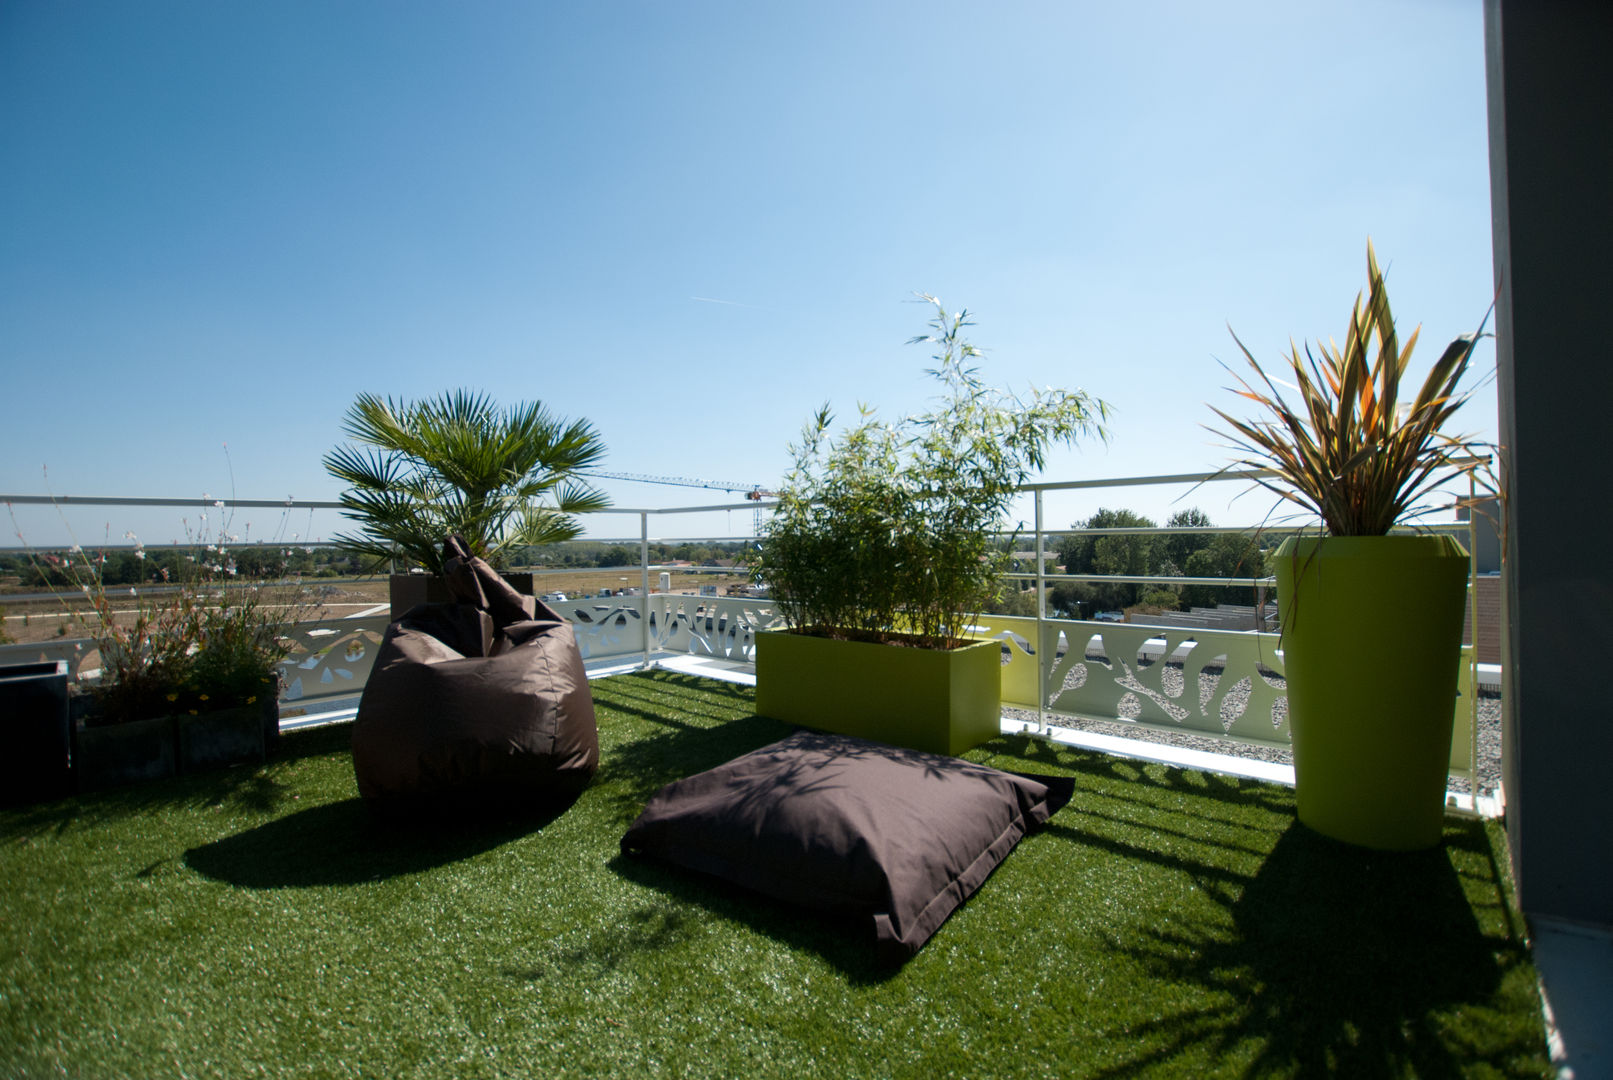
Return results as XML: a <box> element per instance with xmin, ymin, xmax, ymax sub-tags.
<box><xmin>352</xmin><ymin>536</ymin><xmax>599</xmax><ymax>815</ymax></box>
<box><xmin>620</xmin><ymin>730</ymin><xmax>1074</xmax><ymax>960</ymax></box>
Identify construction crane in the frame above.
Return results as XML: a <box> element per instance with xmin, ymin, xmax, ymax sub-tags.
<box><xmin>578</xmin><ymin>471</ymin><xmax>778</xmax><ymax>535</ymax></box>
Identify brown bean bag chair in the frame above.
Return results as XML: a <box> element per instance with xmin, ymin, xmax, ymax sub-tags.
<box><xmin>352</xmin><ymin>535</ymin><xmax>599</xmax><ymax>814</ymax></box>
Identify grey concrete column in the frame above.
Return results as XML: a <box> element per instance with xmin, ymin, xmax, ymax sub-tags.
<box><xmin>1485</xmin><ymin>0</ymin><xmax>1613</xmax><ymax>927</ymax></box>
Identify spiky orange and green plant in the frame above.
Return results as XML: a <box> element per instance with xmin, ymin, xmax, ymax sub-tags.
<box><xmin>1209</xmin><ymin>240</ymin><xmax>1495</xmax><ymax>536</ymax></box>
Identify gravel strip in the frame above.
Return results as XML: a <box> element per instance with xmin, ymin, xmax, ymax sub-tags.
<box><xmin>1004</xmin><ymin>655</ymin><xmax>1501</xmax><ymax>797</ymax></box>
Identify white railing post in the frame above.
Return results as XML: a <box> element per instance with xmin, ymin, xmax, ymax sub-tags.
<box><xmin>1463</xmin><ymin>472</ymin><xmax>1483</xmax><ymax>810</ymax></box>
<box><xmin>1034</xmin><ymin>489</ymin><xmax>1048</xmax><ymax>735</ymax></box>
<box><xmin>640</xmin><ymin>511</ymin><xmax>652</xmax><ymax>671</ymax></box>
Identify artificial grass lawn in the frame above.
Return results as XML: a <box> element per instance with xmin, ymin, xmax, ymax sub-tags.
<box><xmin>1</xmin><ymin>670</ymin><xmax>1549</xmax><ymax>1079</ymax></box>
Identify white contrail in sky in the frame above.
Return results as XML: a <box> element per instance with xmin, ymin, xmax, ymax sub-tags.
<box><xmin>691</xmin><ymin>295</ymin><xmax>782</xmax><ymax>314</ymax></box>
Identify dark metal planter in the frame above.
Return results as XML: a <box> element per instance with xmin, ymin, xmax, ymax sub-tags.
<box><xmin>176</xmin><ymin>704</ymin><xmax>266</xmax><ymax>773</ymax></box>
<box><xmin>0</xmin><ymin>660</ymin><xmax>73</xmax><ymax>806</ymax></box>
<box><xmin>74</xmin><ymin>713</ymin><xmax>177</xmax><ymax>793</ymax></box>
<box><xmin>260</xmin><ymin>693</ymin><xmax>281</xmax><ymax>755</ymax></box>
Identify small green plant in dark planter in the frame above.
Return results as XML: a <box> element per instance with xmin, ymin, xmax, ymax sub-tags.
<box><xmin>754</xmin><ymin>295</ymin><xmax>1111</xmax><ymax>755</ymax></box>
<box><xmin>1209</xmin><ymin>239</ymin><xmax>1496</xmax><ymax>851</ymax></box>
<box><xmin>64</xmin><ymin>545</ymin><xmax>198</xmax><ymax>792</ymax></box>
<box><xmin>72</xmin><ymin>656</ymin><xmax>186</xmax><ymax>795</ymax></box>
<box><xmin>175</xmin><ymin>587</ymin><xmax>287</xmax><ymax>771</ymax></box>
<box><xmin>14</xmin><ymin>515</ymin><xmax>313</xmax><ymax>790</ymax></box>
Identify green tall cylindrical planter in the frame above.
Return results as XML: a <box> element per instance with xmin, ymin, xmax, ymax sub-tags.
<box><xmin>1275</xmin><ymin>534</ymin><xmax>1469</xmax><ymax>851</ymax></box>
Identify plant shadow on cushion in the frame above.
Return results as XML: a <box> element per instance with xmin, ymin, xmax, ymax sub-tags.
<box><xmin>618</xmin><ymin>731</ymin><xmax>1074</xmax><ymax>969</ymax></box>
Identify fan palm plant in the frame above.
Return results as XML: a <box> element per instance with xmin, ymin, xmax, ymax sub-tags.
<box><xmin>1208</xmin><ymin>239</ymin><xmax>1495</xmax><ymax>534</ymax></box>
<box><xmin>324</xmin><ymin>391</ymin><xmax>609</xmax><ymax>575</ymax></box>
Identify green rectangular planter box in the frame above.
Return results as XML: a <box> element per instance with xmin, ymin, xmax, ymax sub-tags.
<box><xmin>754</xmin><ymin>631</ymin><xmax>1002</xmax><ymax>756</ymax></box>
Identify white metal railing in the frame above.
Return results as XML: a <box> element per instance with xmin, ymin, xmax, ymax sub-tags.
<box><xmin>0</xmin><ymin>472</ymin><xmax>1491</xmax><ymax>798</ymax></box>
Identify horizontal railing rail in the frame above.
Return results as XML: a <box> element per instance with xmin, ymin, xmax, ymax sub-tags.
<box><xmin>1</xmin><ymin>495</ymin><xmax>344</xmax><ymax>509</ymax></box>
<box><xmin>1005</xmin><ymin>572</ymin><xmax>1275</xmax><ymax>587</ymax></box>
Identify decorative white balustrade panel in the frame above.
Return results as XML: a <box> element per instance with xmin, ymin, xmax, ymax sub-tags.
<box><xmin>557</xmin><ymin>599</ymin><xmax>647</xmax><ymax>660</ymax></box>
<box><xmin>276</xmin><ymin>614</ymin><xmax>391</xmax><ymax>707</ymax></box>
<box><xmin>970</xmin><ymin>614</ymin><xmax>1291</xmax><ymax>748</ymax></box>
<box><xmin>548</xmin><ymin>594</ymin><xmax>785</xmax><ymax>663</ymax></box>
<box><xmin>648</xmin><ymin>594</ymin><xmax>786</xmax><ymax>661</ymax></box>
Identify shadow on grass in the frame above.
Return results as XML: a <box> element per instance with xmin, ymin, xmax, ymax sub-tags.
<box><xmin>502</xmin><ymin>901</ymin><xmax>705</xmax><ymax>984</ymax></box>
<box><xmin>982</xmin><ymin>734</ymin><xmax>1544</xmax><ymax>1075</ymax></box>
<box><xmin>988</xmin><ymin>731</ymin><xmax>1297</xmax><ymax>815</ymax></box>
<box><xmin>1083</xmin><ymin>819</ymin><xmax>1543</xmax><ymax>1078</ymax></box>
<box><xmin>593</xmin><ymin>709</ymin><xmax>796</xmax><ymax>813</ymax></box>
<box><xmin>0</xmin><ymin>721</ymin><xmax>359</xmax><ymax>842</ymax></box>
<box><xmin>606</xmin><ymin>849</ymin><xmax>898</xmax><ymax>985</ymax></box>
<box><xmin>184</xmin><ymin>793</ymin><xmax>576</xmax><ymax>888</ymax></box>
<box><xmin>590</xmin><ymin>671</ymin><xmax>764</xmax><ymax>739</ymax></box>
<box><xmin>186</xmin><ymin>672</ymin><xmax>775</xmax><ymax>891</ymax></box>
<box><xmin>594</xmin><ymin>668</ymin><xmax>758</xmax><ymax>710</ymax></box>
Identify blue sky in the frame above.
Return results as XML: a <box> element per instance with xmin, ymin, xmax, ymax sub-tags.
<box><xmin>1</xmin><ymin>1</ymin><xmax>1497</xmax><ymax>548</ymax></box>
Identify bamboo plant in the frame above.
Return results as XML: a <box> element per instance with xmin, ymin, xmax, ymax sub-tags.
<box><xmin>757</xmin><ymin>296</ymin><xmax>1111</xmax><ymax>649</ymax></box>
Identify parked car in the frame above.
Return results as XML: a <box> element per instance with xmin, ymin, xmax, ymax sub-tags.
<box><xmin>1095</xmin><ymin>610</ymin><xmax>1125</xmax><ymax>622</ymax></box>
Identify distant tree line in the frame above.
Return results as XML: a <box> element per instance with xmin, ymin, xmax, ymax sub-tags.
<box><xmin>982</xmin><ymin>508</ymin><xmax>1280</xmax><ymax>619</ymax></box>
<box><xmin>0</xmin><ymin>545</ymin><xmax>365</xmax><ymax>589</ymax></box>
<box><xmin>1</xmin><ymin>538</ymin><xmax>763</xmax><ymax>591</ymax></box>
<box><xmin>515</xmin><ymin>540</ymin><xmax>752</xmax><ymax>570</ymax></box>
